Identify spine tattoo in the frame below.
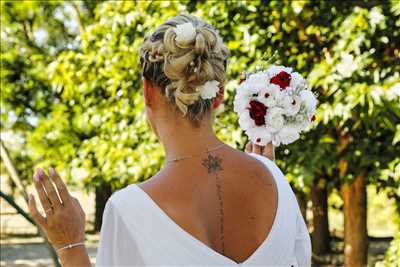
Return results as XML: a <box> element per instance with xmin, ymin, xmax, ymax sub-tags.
<box><xmin>202</xmin><ymin>153</ymin><xmax>225</xmax><ymax>254</ymax></box>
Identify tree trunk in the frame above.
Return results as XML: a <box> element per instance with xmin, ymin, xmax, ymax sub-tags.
<box><xmin>1</xmin><ymin>142</ymin><xmax>61</xmax><ymax>267</ymax></box>
<box><xmin>341</xmin><ymin>173</ymin><xmax>368</xmax><ymax>267</ymax></box>
<box><xmin>311</xmin><ymin>179</ymin><xmax>330</xmax><ymax>255</ymax></box>
<box><xmin>0</xmin><ymin>190</ymin><xmax>61</xmax><ymax>266</ymax></box>
<box><xmin>295</xmin><ymin>190</ymin><xmax>308</xmax><ymax>223</ymax></box>
<box><xmin>1</xmin><ymin>141</ymin><xmax>28</xmax><ymax>200</ymax></box>
<box><xmin>94</xmin><ymin>181</ymin><xmax>113</xmax><ymax>231</ymax></box>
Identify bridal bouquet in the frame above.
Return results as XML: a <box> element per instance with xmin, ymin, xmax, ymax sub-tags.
<box><xmin>233</xmin><ymin>65</ymin><xmax>317</xmax><ymax>147</ymax></box>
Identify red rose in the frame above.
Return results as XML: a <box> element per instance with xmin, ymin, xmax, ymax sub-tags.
<box><xmin>270</xmin><ymin>71</ymin><xmax>291</xmax><ymax>90</ymax></box>
<box><xmin>248</xmin><ymin>100</ymin><xmax>267</xmax><ymax>126</ymax></box>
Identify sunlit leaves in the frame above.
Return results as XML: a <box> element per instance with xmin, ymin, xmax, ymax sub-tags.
<box><xmin>2</xmin><ymin>1</ymin><xmax>399</xmax><ymax>198</ymax></box>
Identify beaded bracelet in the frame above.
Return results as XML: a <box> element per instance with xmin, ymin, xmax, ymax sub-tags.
<box><xmin>56</xmin><ymin>242</ymin><xmax>85</xmax><ymax>253</ymax></box>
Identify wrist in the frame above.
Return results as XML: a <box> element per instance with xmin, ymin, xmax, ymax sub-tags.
<box><xmin>58</xmin><ymin>242</ymin><xmax>86</xmax><ymax>253</ymax></box>
<box><xmin>58</xmin><ymin>244</ymin><xmax>88</xmax><ymax>264</ymax></box>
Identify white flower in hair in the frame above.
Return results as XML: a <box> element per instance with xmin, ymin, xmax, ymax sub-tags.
<box><xmin>199</xmin><ymin>80</ymin><xmax>220</xmax><ymax>100</ymax></box>
<box><xmin>174</xmin><ymin>22</ymin><xmax>196</xmax><ymax>45</ymax></box>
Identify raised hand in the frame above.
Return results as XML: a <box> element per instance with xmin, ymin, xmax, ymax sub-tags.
<box><xmin>245</xmin><ymin>142</ymin><xmax>275</xmax><ymax>161</ymax></box>
<box><xmin>28</xmin><ymin>167</ymin><xmax>91</xmax><ymax>266</ymax></box>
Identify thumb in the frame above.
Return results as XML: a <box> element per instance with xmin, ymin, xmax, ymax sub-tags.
<box><xmin>245</xmin><ymin>142</ymin><xmax>253</xmax><ymax>153</ymax></box>
<box><xmin>28</xmin><ymin>194</ymin><xmax>46</xmax><ymax>227</ymax></box>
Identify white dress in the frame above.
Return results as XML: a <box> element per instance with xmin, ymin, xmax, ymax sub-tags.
<box><xmin>96</xmin><ymin>152</ymin><xmax>311</xmax><ymax>267</ymax></box>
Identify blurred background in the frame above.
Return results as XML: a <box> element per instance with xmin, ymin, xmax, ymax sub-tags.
<box><xmin>1</xmin><ymin>1</ymin><xmax>399</xmax><ymax>266</ymax></box>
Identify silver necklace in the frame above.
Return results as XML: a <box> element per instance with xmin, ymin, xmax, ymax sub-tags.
<box><xmin>166</xmin><ymin>143</ymin><xmax>225</xmax><ymax>164</ymax></box>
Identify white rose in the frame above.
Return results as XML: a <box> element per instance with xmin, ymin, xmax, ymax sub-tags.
<box><xmin>241</xmin><ymin>80</ymin><xmax>261</xmax><ymax>97</ymax></box>
<box><xmin>233</xmin><ymin>95</ymin><xmax>249</xmax><ymax>113</ymax></box>
<box><xmin>238</xmin><ymin>113</ymin><xmax>255</xmax><ymax>131</ymax></box>
<box><xmin>247</xmin><ymin>72</ymin><xmax>269</xmax><ymax>85</ymax></box>
<box><xmin>299</xmin><ymin>90</ymin><xmax>317</xmax><ymax>113</ymax></box>
<box><xmin>234</xmin><ymin>81</ymin><xmax>258</xmax><ymax>112</ymax></box>
<box><xmin>174</xmin><ymin>23</ymin><xmax>196</xmax><ymax>45</ymax></box>
<box><xmin>246</xmin><ymin>126</ymin><xmax>272</xmax><ymax>146</ymax></box>
<box><xmin>275</xmin><ymin>126</ymin><xmax>300</xmax><ymax>146</ymax></box>
<box><xmin>265</xmin><ymin>107</ymin><xmax>285</xmax><ymax>132</ymax></box>
<box><xmin>234</xmin><ymin>80</ymin><xmax>261</xmax><ymax>113</ymax></box>
<box><xmin>199</xmin><ymin>80</ymin><xmax>220</xmax><ymax>99</ymax></box>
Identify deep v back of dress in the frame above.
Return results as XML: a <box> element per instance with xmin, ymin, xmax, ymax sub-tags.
<box><xmin>96</xmin><ymin>152</ymin><xmax>312</xmax><ymax>267</ymax></box>
<box><xmin>136</xmin><ymin>148</ymin><xmax>279</xmax><ymax>263</ymax></box>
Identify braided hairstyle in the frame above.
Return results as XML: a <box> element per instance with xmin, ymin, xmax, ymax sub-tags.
<box><xmin>140</xmin><ymin>14</ymin><xmax>230</xmax><ymax>126</ymax></box>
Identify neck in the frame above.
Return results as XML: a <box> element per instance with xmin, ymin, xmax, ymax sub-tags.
<box><xmin>157</xmin><ymin>117</ymin><xmax>224</xmax><ymax>162</ymax></box>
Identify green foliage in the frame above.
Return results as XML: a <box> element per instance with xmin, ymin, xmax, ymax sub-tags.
<box><xmin>27</xmin><ymin>1</ymin><xmax>183</xmax><ymax>189</ymax></box>
<box><xmin>309</xmin><ymin>3</ymin><xmax>400</xmax><ymax>175</ymax></box>
<box><xmin>375</xmin><ymin>232</ymin><xmax>400</xmax><ymax>267</ymax></box>
<box><xmin>1</xmin><ymin>1</ymin><xmax>399</xmax><ymax>203</ymax></box>
<box><xmin>274</xmin><ymin>1</ymin><xmax>400</xmax><ymax>195</ymax></box>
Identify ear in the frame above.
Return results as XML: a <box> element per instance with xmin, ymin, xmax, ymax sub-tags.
<box><xmin>143</xmin><ymin>77</ymin><xmax>153</xmax><ymax>107</ymax></box>
<box><xmin>213</xmin><ymin>86</ymin><xmax>224</xmax><ymax>109</ymax></box>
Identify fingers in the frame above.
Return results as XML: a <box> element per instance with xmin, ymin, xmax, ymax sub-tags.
<box><xmin>48</xmin><ymin>167</ymin><xmax>70</xmax><ymax>205</ymax></box>
<box><xmin>33</xmin><ymin>173</ymin><xmax>53</xmax><ymax>212</ymax></box>
<box><xmin>245</xmin><ymin>142</ymin><xmax>263</xmax><ymax>155</ymax></box>
<box><xmin>253</xmin><ymin>144</ymin><xmax>262</xmax><ymax>154</ymax></box>
<box><xmin>37</xmin><ymin>168</ymin><xmax>62</xmax><ymax>209</ymax></box>
<box><xmin>245</xmin><ymin>141</ymin><xmax>275</xmax><ymax>161</ymax></box>
<box><xmin>245</xmin><ymin>142</ymin><xmax>252</xmax><ymax>153</ymax></box>
<box><xmin>244</xmin><ymin>142</ymin><xmax>263</xmax><ymax>155</ymax></box>
<box><xmin>262</xmin><ymin>142</ymin><xmax>275</xmax><ymax>161</ymax></box>
<box><xmin>28</xmin><ymin>194</ymin><xmax>46</xmax><ymax>226</ymax></box>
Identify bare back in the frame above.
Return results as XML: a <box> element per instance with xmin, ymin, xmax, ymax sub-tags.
<box><xmin>138</xmin><ymin>146</ymin><xmax>278</xmax><ymax>264</ymax></box>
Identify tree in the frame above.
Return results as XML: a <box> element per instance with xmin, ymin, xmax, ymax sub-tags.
<box><xmin>2</xmin><ymin>2</ymin><xmax>399</xmax><ymax>265</ymax></box>
<box><xmin>308</xmin><ymin>2</ymin><xmax>400</xmax><ymax>266</ymax></box>
<box><xmin>0</xmin><ymin>0</ymin><xmax>102</xmax><ymax>236</ymax></box>
<box><xmin>27</xmin><ymin>1</ymin><xmax>179</xmax><ymax>230</ymax></box>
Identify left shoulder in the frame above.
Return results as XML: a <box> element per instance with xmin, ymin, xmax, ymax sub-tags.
<box><xmin>247</xmin><ymin>153</ymin><xmax>301</xmax><ymax>211</ymax></box>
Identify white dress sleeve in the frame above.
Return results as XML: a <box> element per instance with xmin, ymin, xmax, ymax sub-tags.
<box><xmin>294</xmin><ymin>208</ymin><xmax>312</xmax><ymax>267</ymax></box>
<box><xmin>95</xmin><ymin>197</ymin><xmax>144</xmax><ymax>266</ymax></box>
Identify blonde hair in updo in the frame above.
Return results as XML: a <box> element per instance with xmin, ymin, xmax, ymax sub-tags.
<box><xmin>140</xmin><ymin>14</ymin><xmax>230</xmax><ymax>126</ymax></box>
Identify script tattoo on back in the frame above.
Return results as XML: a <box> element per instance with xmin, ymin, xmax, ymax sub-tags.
<box><xmin>201</xmin><ymin>153</ymin><xmax>225</xmax><ymax>254</ymax></box>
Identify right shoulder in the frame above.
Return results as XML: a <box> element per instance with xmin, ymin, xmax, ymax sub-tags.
<box><xmin>106</xmin><ymin>183</ymin><xmax>142</xmax><ymax>213</ymax></box>
<box><xmin>103</xmin><ymin>183</ymin><xmax>157</xmax><ymax>233</ymax></box>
